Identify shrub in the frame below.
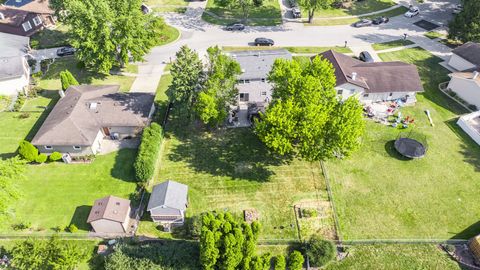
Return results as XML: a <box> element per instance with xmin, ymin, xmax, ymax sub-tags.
<box><xmin>253</xmin><ymin>0</ymin><xmax>263</xmax><ymax>6</ymax></box>
<box><xmin>304</xmin><ymin>236</ymin><xmax>335</xmax><ymax>267</ymax></box>
<box><xmin>12</xmin><ymin>221</ymin><xmax>31</xmax><ymax>231</ymax></box>
<box><xmin>134</xmin><ymin>123</ymin><xmax>163</xmax><ymax>184</ymax></box>
<box><xmin>18</xmin><ymin>112</ymin><xmax>30</xmax><ymax>119</ymax></box>
<box><xmin>13</xmin><ymin>94</ymin><xmax>26</xmax><ymax>112</ymax></box>
<box><xmin>273</xmin><ymin>255</ymin><xmax>286</xmax><ymax>270</ymax></box>
<box><xmin>18</xmin><ymin>140</ymin><xmax>38</xmax><ymax>162</ymax></box>
<box><xmin>30</xmin><ymin>39</ymin><xmax>39</xmax><ymax>49</ymax></box>
<box><xmin>60</xmin><ymin>70</ymin><xmax>79</xmax><ymax>91</ymax></box>
<box><xmin>35</xmin><ymin>153</ymin><xmax>48</xmax><ymax>163</ymax></box>
<box><xmin>445</xmin><ymin>244</ymin><xmax>456</xmax><ymax>253</ymax></box>
<box><xmin>468</xmin><ymin>104</ymin><xmax>477</xmax><ymax>111</ymax></box>
<box><xmin>67</xmin><ymin>224</ymin><xmax>78</xmax><ymax>233</ymax></box>
<box><xmin>49</xmin><ymin>151</ymin><xmax>63</xmax><ymax>162</ymax></box>
<box><xmin>301</xmin><ymin>208</ymin><xmax>318</xmax><ymax>218</ymax></box>
<box><xmin>287</xmin><ymin>251</ymin><xmax>304</xmax><ymax>270</ymax></box>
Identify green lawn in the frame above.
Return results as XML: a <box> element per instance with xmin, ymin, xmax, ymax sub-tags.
<box><xmin>309</xmin><ymin>0</ymin><xmax>396</xmax><ymax>18</ymax></box>
<box><xmin>138</xmin><ymin>104</ymin><xmax>334</xmax><ymax>240</ymax></box>
<box><xmin>203</xmin><ymin>0</ymin><xmax>282</xmax><ymax>26</ymax></box>
<box><xmin>222</xmin><ymin>46</ymin><xmax>352</xmax><ymax>54</ymax></box>
<box><xmin>424</xmin><ymin>31</ymin><xmax>445</xmax><ymax>40</ymax></box>
<box><xmin>30</xmin><ymin>24</ymin><xmax>70</xmax><ymax>49</ymax></box>
<box><xmin>158</xmin><ymin>25</ymin><xmax>181</xmax><ymax>46</ymax></box>
<box><xmin>39</xmin><ymin>58</ymin><xmax>136</xmax><ymax>92</ymax></box>
<box><xmin>144</xmin><ymin>0</ymin><xmax>188</xmax><ymax>12</ymax></box>
<box><xmin>327</xmin><ymin>47</ymin><xmax>480</xmax><ymax>240</ymax></box>
<box><xmin>1</xmin><ymin>149</ymin><xmax>137</xmax><ymax>232</ymax></box>
<box><xmin>326</xmin><ymin>245</ymin><xmax>460</xmax><ymax>269</ymax></box>
<box><xmin>307</xmin><ymin>6</ymin><xmax>408</xmax><ymax>26</ymax></box>
<box><xmin>372</xmin><ymin>39</ymin><xmax>416</xmax><ymax>51</ymax></box>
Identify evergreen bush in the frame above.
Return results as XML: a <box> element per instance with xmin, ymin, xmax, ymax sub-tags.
<box><xmin>18</xmin><ymin>140</ymin><xmax>38</xmax><ymax>162</ymax></box>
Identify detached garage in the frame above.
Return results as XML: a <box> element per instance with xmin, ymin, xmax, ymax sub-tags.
<box><xmin>87</xmin><ymin>195</ymin><xmax>131</xmax><ymax>234</ymax></box>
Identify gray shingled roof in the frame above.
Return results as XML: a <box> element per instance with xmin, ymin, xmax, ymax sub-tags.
<box><xmin>452</xmin><ymin>42</ymin><xmax>480</xmax><ymax>67</ymax></box>
<box><xmin>319</xmin><ymin>50</ymin><xmax>424</xmax><ymax>93</ymax></box>
<box><xmin>147</xmin><ymin>180</ymin><xmax>188</xmax><ymax>211</ymax></box>
<box><xmin>31</xmin><ymin>85</ymin><xmax>154</xmax><ymax>146</ymax></box>
<box><xmin>228</xmin><ymin>49</ymin><xmax>292</xmax><ymax>80</ymax></box>
<box><xmin>0</xmin><ymin>56</ymin><xmax>26</xmax><ymax>81</ymax></box>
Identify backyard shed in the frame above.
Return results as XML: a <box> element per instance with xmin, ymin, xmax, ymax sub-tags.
<box><xmin>147</xmin><ymin>180</ymin><xmax>188</xmax><ymax>226</ymax></box>
<box><xmin>87</xmin><ymin>195</ymin><xmax>131</xmax><ymax>234</ymax></box>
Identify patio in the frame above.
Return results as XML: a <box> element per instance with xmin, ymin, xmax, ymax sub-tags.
<box><xmin>97</xmin><ymin>137</ymin><xmax>140</xmax><ymax>155</ymax></box>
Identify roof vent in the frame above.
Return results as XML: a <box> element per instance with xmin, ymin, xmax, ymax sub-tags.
<box><xmin>116</xmin><ymin>202</ymin><xmax>120</xmax><ymax>206</ymax></box>
<box><xmin>352</xmin><ymin>72</ymin><xmax>357</xmax><ymax>81</ymax></box>
<box><xmin>473</xmin><ymin>71</ymin><xmax>479</xmax><ymax>80</ymax></box>
<box><xmin>113</xmin><ymin>210</ymin><xmax>118</xmax><ymax>214</ymax></box>
<box><xmin>89</xmin><ymin>102</ymin><xmax>97</xmax><ymax>110</ymax></box>
<box><xmin>59</xmin><ymin>90</ymin><xmax>65</xmax><ymax>98</ymax></box>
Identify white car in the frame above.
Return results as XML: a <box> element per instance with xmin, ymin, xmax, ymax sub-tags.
<box><xmin>452</xmin><ymin>4</ymin><xmax>463</xmax><ymax>14</ymax></box>
<box><xmin>404</xmin><ymin>6</ymin><xmax>420</xmax><ymax>18</ymax></box>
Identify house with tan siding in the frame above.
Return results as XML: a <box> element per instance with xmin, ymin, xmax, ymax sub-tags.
<box><xmin>87</xmin><ymin>196</ymin><xmax>131</xmax><ymax>234</ymax></box>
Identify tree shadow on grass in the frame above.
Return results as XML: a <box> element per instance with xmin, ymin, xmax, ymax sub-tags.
<box><xmin>111</xmin><ymin>148</ymin><xmax>138</xmax><ymax>182</ymax></box>
<box><xmin>42</xmin><ymin>58</ymin><xmax>109</xmax><ymax>84</ymax></box>
<box><xmin>445</xmin><ymin>119</ymin><xmax>480</xmax><ymax>172</ymax></box>
<box><xmin>384</xmin><ymin>140</ymin><xmax>412</xmax><ymax>161</ymax></box>
<box><xmin>167</xmin><ymin>120</ymin><xmax>286</xmax><ymax>182</ymax></box>
<box><xmin>69</xmin><ymin>205</ymin><xmax>92</xmax><ymax>231</ymax></box>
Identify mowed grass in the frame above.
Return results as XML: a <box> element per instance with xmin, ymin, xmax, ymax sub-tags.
<box><xmin>311</xmin><ymin>0</ymin><xmax>396</xmax><ymax>18</ymax></box>
<box><xmin>144</xmin><ymin>0</ymin><xmax>188</xmax><ymax>12</ymax></box>
<box><xmin>327</xmin><ymin>47</ymin><xmax>480</xmax><ymax>240</ymax></box>
<box><xmin>203</xmin><ymin>0</ymin><xmax>282</xmax><ymax>26</ymax></box>
<box><xmin>372</xmin><ymin>39</ymin><xmax>415</xmax><ymax>51</ymax></box>
<box><xmin>2</xmin><ymin>149</ymin><xmax>137</xmax><ymax>232</ymax></box>
<box><xmin>39</xmin><ymin>58</ymin><xmax>136</xmax><ymax>92</ymax></box>
<box><xmin>307</xmin><ymin>6</ymin><xmax>408</xmax><ymax>26</ymax></box>
<box><xmin>138</xmin><ymin>97</ymin><xmax>333</xmax><ymax>239</ymax></box>
<box><xmin>325</xmin><ymin>245</ymin><xmax>460</xmax><ymax>269</ymax></box>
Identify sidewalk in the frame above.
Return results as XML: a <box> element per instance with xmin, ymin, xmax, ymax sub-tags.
<box><xmin>130</xmin><ymin>64</ymin><xmax>166</xmax><ymax>93</ymax></box>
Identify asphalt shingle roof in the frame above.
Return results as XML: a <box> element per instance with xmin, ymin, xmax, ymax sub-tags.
<box><xmin>228</xmin><ymin>49</ymin><xmax>292</xmax><ymax>80</ymax></box>
<box><xmin>87</xmin><ymin>195</ymin><xmax>131</xmax><ymax>223</ymax></box>
<box><xmin>147</xmin><ymin>180</ymin><xmax>188</xmax><ymax>211</ymax></box>
<box><xmin>452</xmin><ymin>42</ymin><xmax>480</xmax><ymax>67</ymax></box>
<box><xmin>0</xmin><ymin>56</ymin><xmax>25</xmax><ymax>80</ymax></box>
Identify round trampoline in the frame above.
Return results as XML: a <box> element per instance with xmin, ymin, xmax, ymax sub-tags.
<box><xmin>394</xmin><ymin>137</ymin><xmax>427</xmax><ymax>159</ymax></box>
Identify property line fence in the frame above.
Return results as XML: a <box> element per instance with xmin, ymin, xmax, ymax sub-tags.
<box><xmin>319</xmin><ymin>161</ymin><xmax>343</xmax><ymax>245</ymax></box>
<box><xmin>256</xmin><ymin>238</ymin><xmax>469</xmax><ymax>246</ymax></box>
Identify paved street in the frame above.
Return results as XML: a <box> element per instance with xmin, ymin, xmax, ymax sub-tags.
<box><xmin>130</xmin><ymin>0</ymin><xmax>460</xmax><ymax>92</ymax></box>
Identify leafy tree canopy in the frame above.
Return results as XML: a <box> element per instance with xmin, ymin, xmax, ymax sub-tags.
<box><xmin>303</xmin><ymin>236</ymin><xmax>335</xmax><ymax>267</ymax></box>
<box><xmin>449</xmin><ymin>0</ymin><xmax>480</xmax><ymax>42</ymax></box>
<box><xmin>299</xmin><ymin>0</ymin><xmax>334</xmax><ymax>23</ymax></box>
<box><xmin>255</xmin><ymin>56</ymin><xmax>365</xmax><ymax>161</ymax></box>
<box><xmin>63</xmin><ymin>0</ymin><xmax>167</xmax><ymax>73</ymax></box>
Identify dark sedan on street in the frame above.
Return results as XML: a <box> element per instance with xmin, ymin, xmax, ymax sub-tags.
<box><xmin>372</xmin><ymin>16</ymin><xmax>389</xmax><ymax>25</ymax></box>
<box><xmin>254</xmin><ymin>38</ymin><xmax>274</xmax><ymax>46</ymax></box>
<box><xmin>353</xmin><ymin>19</ymin><xmax>372</xmax><ymax>28</ymax></box>
<box><xmin>226</xmin><ymin>23</ymin><xmax>245</xmax><ymax>31</ymax></box>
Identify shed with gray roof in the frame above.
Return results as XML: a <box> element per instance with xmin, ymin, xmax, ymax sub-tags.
<box><xmin>147</xmin><ymin>180</ymin><xmax>188</xmax><ymax>226</ymax></box>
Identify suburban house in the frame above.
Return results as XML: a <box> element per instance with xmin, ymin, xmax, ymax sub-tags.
<box><xmin>147</xmin><ymin>180</ymin><xmax>188</xmax><ymax>229</ymax></box>
<box><xmin>31</xmin><ymin>85</ymin><xmax>155</xmax><ymax>156</ymax></box>
<box><xmin>0</xmin><ymin>0</ymin><xmax>55</xmax><ymax>36</ymax></box>
<box><xmin>447</xmin><ymin>71</ymin><xmax>480</xmax><ymax>110</ymax></box>
<box><xmin>319</xmin><ymin>50</ymin><xmax>424</xmax><ymax>104</ymax></box>
<box><xmin>228</xmin><ymin>49</ymin><xmax>292</xmax><ymax>105</ymax></box>
<box><xmin>87</xmin><ymin>195</ymin><xmax>131</xmax><ymax>234</ymax></box>
<box><xmin>457</xmin><ymin>110</ymin><xmax>480</xmax><ymax>146</ymax></box>
<box><xmin>447</xmin><ymin>42</ymin><xmax>480</xmax><ymax>71</ymax></box>
<box><xmin>0</xmin><ymin>55</ymin><xmax>30</xmax><ymax>96</ymax></box>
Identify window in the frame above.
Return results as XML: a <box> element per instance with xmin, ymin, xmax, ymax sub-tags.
<box><xmin>44</xmin><ymin>146</ymin><xmax>52</xmax><ymax>150</ymax></box>
<box><xmin>350</xmin><ymin>89</ymin><xmax>355</xmax><ymax>94</ymax></box>
<box><xmin>32</xmin><ymin>16</ymin><xmax>42</xmax><ymax>26</ymax></box>
<box><xmin>73</xmin><ymin>146</ymin><xmax>81</xmax><ymax>150</ymax></box>
<box><xmin>239</xmin><ymin>93</ymin><xmax>249</xmax><ymax>102</ymax></box>
<box><xmin>389</xmin><ymin>92</ymin><xmax>393</xmax><ymax>97</ymax></box>
<box><xmin>337</xmin><ymin>90</ymin><xmax>343</xmax><ymax>95</ymax></box>
<box><xmin>261</xmin><ymin>91</ymin><xmax>267</xmax><ymax>96</ymax></box>
<box><xmin>261</xmin><ymin>78</ymin><xmax>266</xmax><ymax>82</ymax></box>
<box><xmin>245</xmin><ymin>79</ymin><xmax>250</xmax><ymax>83</ymax></box>
<box><xmin>363</xmin><ymin>94</ymin><xmax>369</xmax><ymax>98</ymax></box>
<box><xmin>22</xmin><ymin>21</ymin><xmax>32</xmax><ymax>32</ymax></box>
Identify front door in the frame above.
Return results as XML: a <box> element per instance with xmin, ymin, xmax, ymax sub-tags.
<box><xmin>102</xmin><ymin>127</ymin><xmax>110</xmax><ymax>136</ymax></box>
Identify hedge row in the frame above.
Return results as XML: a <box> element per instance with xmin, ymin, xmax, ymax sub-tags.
<box><xmin>134</xmin><ymin>123</ymin><xmax>163</xmax><ymax>184</ymax></box>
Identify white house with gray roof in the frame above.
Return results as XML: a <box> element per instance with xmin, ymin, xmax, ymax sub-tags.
<box><xmin>228</xmin><ymin>49</ymin><xmax>292</xmax><ymax>104</ymax></box>
<box><xmin>0</xmin><ymin>33</ymin><xmax>30</xmax><ymax>96</ymax></box>
<box><xmin>147</xmin><ymin>180</ymin><xmax>188</xmax><ymax>227</ymax></box>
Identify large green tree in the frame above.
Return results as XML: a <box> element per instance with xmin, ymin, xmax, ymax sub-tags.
<box><xmin>299</xmin><ymin>0</ymin><xmax>334</xmax><ymax>23</ymax></box>
<box><xmin>195</xmin><ymin>46</ymin><xmax>241</xmax><ymax>126</ymax></box>
<box><xmin>255</xmin><ymin>56</ymin><xmax>365</xmax><ymax>161</ymax></box>
<box><xmin>63</xmin><ymin>0</ymin><xmax>167</xmax><ymax>73</ymax></box>
<box><xmin>213</xmin><ymin>0</ymin><xmax>261</xmax><ymax>21</ymax></box>
<box><xmin>449</xmin><ymin>0</ymin><xmax>480</xmax><ymax>42</ymax></box>
<box><xmin>168</xmin><ymin>45</ymin><xmax>204</xmax><ymax>116</ymax></box>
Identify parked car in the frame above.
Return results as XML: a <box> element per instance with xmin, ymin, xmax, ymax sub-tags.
<box><xmin>56</xmin><ymin>47</ymin><xmax>75</xmax><ymax>57</ymax></box>
<box><xmin>292</xmin><ymin>7</ymin><xmax>301</xmax><ymax>18</ymax></box>
<box><xmin>372</xmin><ymin>16</ymin><xmax>389</xmax><ymax>25</ymax></box>
<box><xmin>359</xmin><ymin>51</ymin><xmax>374</xmax><ymax>63</ymax></box>
<box><xmin>404</xmin><ymin>6</ymin><xmax>419</xmax><ymax>17</ymax></box>
<box><xmin>226</xmin><ymin>23</ymin><xmax>245</xmax><ymax>31</ymax></box>
<box><xmin>254</xmin><ymin>38</ymin><xmax>274</xmax><ymax>46</ymax></box>
<box><xmin>353</xmin><ymin>19</ymin><xmax>372</xmax><ymax>28</ymax></box>
<box><xmin>452</xmin><ymin>4</ymin><xmax>463</xmax><ymax>14</ymax></box>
